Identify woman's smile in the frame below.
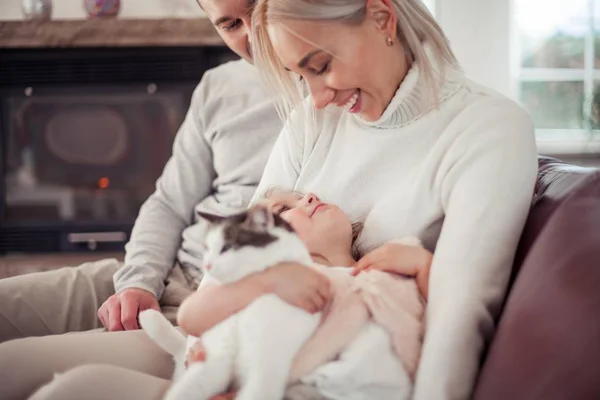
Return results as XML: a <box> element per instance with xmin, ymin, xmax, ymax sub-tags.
<box><xmin>341</xmin><ymin>90</ymin><xmax>361</xmax><ymax>113</ymax></box>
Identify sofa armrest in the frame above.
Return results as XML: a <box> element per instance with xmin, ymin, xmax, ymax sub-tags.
<box><xmin>474</xmin><ymin>170</ymin><xmax>600</xmax><ymax>400</ymax></box>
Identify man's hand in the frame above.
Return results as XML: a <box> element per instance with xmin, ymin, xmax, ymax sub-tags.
<box><xmin>98</xmin><ymin>288</ymin><xmax>160</xmax><ymax>331</ymax></box>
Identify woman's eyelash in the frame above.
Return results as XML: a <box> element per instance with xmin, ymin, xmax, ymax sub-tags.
<box><xmin>316</xmin><ymin>62</ymin><xmax>330</xmax><ymax>76</ymax></box>
<box><xmin>222</xmin><ymin>19</ymin><xmax>242</xmax><ymax>31</ymax></box>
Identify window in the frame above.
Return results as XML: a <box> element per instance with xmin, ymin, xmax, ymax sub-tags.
<box><xmin>515</xmin><ymin>0</ymin><xmax>600</xmax><ymax>154</ymax></box>
<box><xmin>423</xmin><ymin>0</ymin><xmax>436</xmax><ymax>15</ymax></box>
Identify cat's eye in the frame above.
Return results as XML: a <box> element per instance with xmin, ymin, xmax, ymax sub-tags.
<box><xmin>220</xmin><ymin>244</ymin><xmax>232</xmax><ymax>254</ymax></box>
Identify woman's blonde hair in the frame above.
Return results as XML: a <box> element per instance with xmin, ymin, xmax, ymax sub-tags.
<box><xmin>252</xmin><ymin>0</ymin><xmax>459</xmax><ymax>124</ymax></box>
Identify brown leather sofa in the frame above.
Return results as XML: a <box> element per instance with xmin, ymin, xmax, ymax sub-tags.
<box><xmin>474</xmin><ymin>156</ymin><xmax>600</xmax><ymax>399</ymax></box>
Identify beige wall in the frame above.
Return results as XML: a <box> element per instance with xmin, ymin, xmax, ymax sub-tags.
<box><xmin>0</xmin><ymin>0</ymin><xmax>204</xmax><ymax>20</ymax></box>
<box><xmin>436</xmin><ymin>0</ymin><xmax>512</xmax><ymax>97</ymax></box>
<box><xmin>0</xmin><ymin>0</ymin><xmax>513</xmax><ymax>98</ymax></box>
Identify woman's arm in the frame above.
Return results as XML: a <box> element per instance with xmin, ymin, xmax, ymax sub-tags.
<box><xmin>177</xmin><ymin>263</ymin><xmax>331</xmax><ymax>337</ymax></box>
<box><xmin>412</xmin><ymin>100</ymin><xmax>538</xmax><ymax>400</ymax></box>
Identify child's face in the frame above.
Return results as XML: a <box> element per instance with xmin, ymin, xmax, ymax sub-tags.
<box><xmin>260</xmin><ymin>190</ymin><xmax>353</xmax><ymax>256</ymax></box>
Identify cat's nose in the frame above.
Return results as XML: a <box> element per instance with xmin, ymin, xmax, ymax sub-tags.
<box><xmin>204</xmin><ymin>264</ymin><xmax>212</xmax><ymax>271</ymax></box>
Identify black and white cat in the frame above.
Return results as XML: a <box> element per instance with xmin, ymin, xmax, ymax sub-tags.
<box><xmin>139</xmin><ymin>206</ymin><xmax>322</xmax><ymax>400</ymax></box>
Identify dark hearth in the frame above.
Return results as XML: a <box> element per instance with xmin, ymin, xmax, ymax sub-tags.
<box><xmin>0</xmin><ymin>44</ymin><xmax>236</xmax><ymax>253</ymax></box>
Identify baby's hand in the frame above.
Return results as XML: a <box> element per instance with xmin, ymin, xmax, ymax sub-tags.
<box><xmin>352</xmin><ymin>241</ymin><xmax>431</xmax><ymax>278</ymax></box>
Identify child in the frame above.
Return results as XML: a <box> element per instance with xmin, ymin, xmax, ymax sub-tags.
<box><xmin>178</xmin><ymin>189</ymin><xmax>432</xmax><ymax>334</ymax></box>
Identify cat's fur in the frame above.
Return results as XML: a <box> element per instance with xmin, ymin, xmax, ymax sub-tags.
<box><xmin>140</xmin><ymin>206</ymin><xmax>321</xmax><ymax>400</ymax></box>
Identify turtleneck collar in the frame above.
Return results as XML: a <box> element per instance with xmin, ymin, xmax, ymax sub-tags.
<box><xmin>352</xmin><ymin>50</ymin><xmax>464</xmax><ymax>129</ymax></box>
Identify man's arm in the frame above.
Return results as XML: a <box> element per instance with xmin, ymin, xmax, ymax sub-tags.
<box><xmin>114</xmin><ymin>78</ymin><xmax>216</xmax><ymax>299</ymax></box>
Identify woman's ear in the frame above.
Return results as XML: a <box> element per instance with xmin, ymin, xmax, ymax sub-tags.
<box><xmin>366</xmin><ymin>0</ymin><xmax>398</xmax><ymax>41</ymax></box>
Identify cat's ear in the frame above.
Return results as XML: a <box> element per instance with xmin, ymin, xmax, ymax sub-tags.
<box><xmin>197</xmin><ymin>211</ymin><xmax>226</xmax><ymax>224</ymax></box>
<box><xmin>245</xmin><ymin>206</ymin><xmax>274</xmax><ymax>232</ymax></box>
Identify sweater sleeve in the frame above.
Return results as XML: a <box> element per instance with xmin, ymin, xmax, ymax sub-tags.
<box><xmin>113</xmin><ymin>77</ymin><xmax>216</xmax><ymax>299</ymax></box>
<box><xmin>412</xmin><ymin>100</ymin><xmax>538</xmax><ymax>399</ymax></box>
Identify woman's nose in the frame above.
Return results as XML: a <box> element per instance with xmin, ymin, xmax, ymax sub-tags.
<box><xmin>307</xmin><ymin>81</ymin><xmax>334</xmax><ymax>110</ymax></box>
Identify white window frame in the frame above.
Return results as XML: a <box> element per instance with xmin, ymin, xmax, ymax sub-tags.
<box><xmin>423</xmin><ymin>0</ymin><xmax>436</xmax><ymax>15</ymax></box>
<box><xmin>513</xmin><ymin>0</ymin><xmax>600</xmax><ymax>155</ymax></box>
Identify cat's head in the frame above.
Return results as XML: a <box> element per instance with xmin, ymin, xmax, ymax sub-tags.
<box><xmin>198</xmin><ymin>205</ymin><xmax>308</xmax><ymax>284</ymax></box>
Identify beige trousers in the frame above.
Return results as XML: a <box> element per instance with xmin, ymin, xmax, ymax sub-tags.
<box><xmin>29</xmin><ymin>364</ymin><xmax>170</xmax><ymax>400</ymax></box>
<box><xmin>0</xmin><ymin>258</ymin><xmax>195</xmax><ymax>400</ymax></box>
<box><xmin>28</xmin><ymin>364</ymin><xmax>327</xmax><ymax>400</ymax></box>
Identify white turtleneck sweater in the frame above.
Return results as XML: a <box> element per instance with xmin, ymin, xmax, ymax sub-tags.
<box><xmin>254</xmin><ymin>64</ymin><xmax>538</xmax><ymax>399</ymax></box>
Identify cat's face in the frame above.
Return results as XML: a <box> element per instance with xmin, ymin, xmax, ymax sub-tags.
<box><xmin>198</xmin><ymin>206</ymin><xmax>300</xmax><ymax>284</ymax></box>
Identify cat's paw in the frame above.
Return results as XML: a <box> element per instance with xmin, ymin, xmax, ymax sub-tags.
<box><xmin>388</xmin><ymin>236</ymin><xmax>422</xmax><ymax>247</ymax></box>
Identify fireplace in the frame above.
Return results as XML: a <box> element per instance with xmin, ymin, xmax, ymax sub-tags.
<box><xmin>0</xmin><ymin>45</ymin><xmax>235</xmax><ymax>253</ymax></box>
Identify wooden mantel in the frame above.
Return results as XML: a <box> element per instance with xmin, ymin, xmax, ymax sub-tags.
<box><xmin>0</xmin><ymin>18</ymin><xmax>225</xmax><ymax>48</ymax></box>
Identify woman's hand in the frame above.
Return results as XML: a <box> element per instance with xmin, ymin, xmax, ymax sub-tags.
<box><xmin>262</xmin><ymin>262</ymin><xmax>331</xmax><ymax>313</ymax></box>
<box><xmin>352</xmin><ymin>243</ymin><xmax>432</xmax><ymax>300</ymax></box>
<box><xmin>352</xmin><ymin>242</ymin><xmax>431</xmax><ymax>277</ymax></box>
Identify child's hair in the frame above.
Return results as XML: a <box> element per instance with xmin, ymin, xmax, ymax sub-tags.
<box><xmin>350</xmin><ymin>222</ymin><xmax>363</xmax><ymax>260</ymax></box>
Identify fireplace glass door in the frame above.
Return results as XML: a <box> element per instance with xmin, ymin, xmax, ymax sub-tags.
<box><xmin>3</xmin><ymin>87</ymin><xmax>183</xmax><ymax>223</ymax></box>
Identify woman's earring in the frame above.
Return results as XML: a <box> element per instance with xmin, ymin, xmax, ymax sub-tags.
<box><xmin>386</xmin><ymin>37</ymin><xmax>394</xmax><ymax>46</ymax></box>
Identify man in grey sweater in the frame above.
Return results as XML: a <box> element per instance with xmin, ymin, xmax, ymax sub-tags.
<box><xmin>0</xmin><ymin>1</ymin><xmax>281</xmax><ymax>398</ymax></box>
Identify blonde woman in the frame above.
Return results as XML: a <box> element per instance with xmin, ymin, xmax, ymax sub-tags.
<box><xmin>248</xmin><ymin>0</ymin><xmax>538</xmax><ymax>399</ymax></box>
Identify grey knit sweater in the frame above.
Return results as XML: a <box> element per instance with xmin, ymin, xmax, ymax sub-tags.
<box><xmin>114</xmin><ymin>59</ymin><xmax>281</xmax><ymax>298</ymax></box>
